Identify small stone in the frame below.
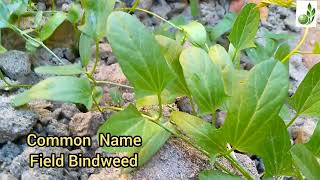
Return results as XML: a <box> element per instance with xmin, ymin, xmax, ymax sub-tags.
<box><xmin>0</xmin><ymin>96</ymin><xmax>37</xmax><ymax>143</ymax></box>
<box><xmin>0</xmin><ymin>142</ymin><xmax>23</xmax><ymax>167</ymax></box>
<box><xmin>94</xmin><ymin>63</ymin><xmax>128</xmax><ymax>85</ymax></box>
<box><xmin>0</xmin><ymin>50</ymin><xmax>31</xmax><ymax>80</ymax></box>
<box><xmin>61</xmin><ymin>103</ymin><xmax>80</xmax><ymax>119</ymax></box>
<box><xmin>69</xmin><ymin>112</ymin><xmax>104</xmax><ymax>136</ymax></box>
<box><xmin>122</xmin><ymin>92</ymin><xmax>134</xmax><ymax>102</ymax></box>
<box><xmin>0</xmin><ymin>172</ymin><xmax>18</xmax><ymax>180</ymax></box>
<box><xmin>9</xmin><ymin>146</ymin><xmax>70</xmax><ymax>179</ymax></box>
<box><xmin>46</xmin><ymin>119</ymin><xmax>70</xmax><ymax>136</ymax></box>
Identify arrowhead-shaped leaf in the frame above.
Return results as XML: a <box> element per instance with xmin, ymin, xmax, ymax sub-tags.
<box><xmin>312</xmin><ymin>42</ymin><xmax>320</xmax><ymax>54</ymax></box>
<box><xmin>180</xmin><ymin>47</ymin><xmax>226</xmax><ymax>114</ymax></box>
<box><xmin>98</xmin><ymin>105</ymin><xmax>170</xmax><ymax>167</ymax></box>
<box><xmin>222</xmin><ymin>59</ymin><xmax>289</xmax><ymax>151</ymax></box>
<box><xmin>79</xmin><ymin>0</ymin><xmax>116</xmax><ymax>39</ymax></box>
<box><xmin>289</xmin><ymin>62</ymin><xmax>320</xmax><ymax>117</ymax></box>
<box><xmin>40</xmin><ymin>12</ymin><xmax>66</xmax><ymax>41</ymax></box>
<box><xmin>228</xmin><ymin>3</ymin><xmax>260</xmax><ymax>51</ymax></box>
<box><xmin>35</xmin><ymin>63</ymin><xmax>84</xmax><ymax>75</ymax></box>
<box><xmin>207</xmin><ymin>13</ymin><xmax>237</xmax><ymax>42</ymax></box>
<box><xmin>12</xmin><ymin>76</ymin><xmax>93</xmax><ymax>109</ymax></box>
<box><xmin>199</xmin><ymin>170</ymin><xmax>242</xmax><ymax>180</ymax></box>
<box><xmin>106</xmin><ymin>12</ymin><xmax>174</xmax><ymax>95</ymax></box>
<box><xmin>171</xmin><ymin>111</ymin><xmax>227</xmax><ymax>156</ymax></box>
<box><xmin>221</xmin><ymin>60</ymin><xmax>292</xmax><ymax>176</ymax></box>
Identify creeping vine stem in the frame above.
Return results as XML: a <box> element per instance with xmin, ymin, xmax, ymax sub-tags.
<box><xmin>282</xmin><ymin>28</ymin><xmax>309</xmax><ymax>63</ymax></box>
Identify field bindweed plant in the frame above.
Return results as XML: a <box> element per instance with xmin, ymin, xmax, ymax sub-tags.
<box><xmin>1</xmin><ymin>0</ymin><xmax>320</xmax><ymax>179</ymax></box>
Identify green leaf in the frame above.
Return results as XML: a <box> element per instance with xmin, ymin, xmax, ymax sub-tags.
<box><xmin>34</xmin><ymin>63</ymin><xmax>84</xmax><ymax>75</ymax></box>
<box><xmin>209</xmin><ymin>44</ymin><xmax>234</xmax><ymax>96</ymax></box>
<box><xmin>275</xmin><ymin>43</ymin><xmax>290</xmax><ymax>60</ymax></box>
<box><xmin>98</xmin><ymin>105</ymin><xmax>170</xmax><ymax>167</ymax></box>
<box><xmin>12</xmin><ymin>76</ymin><xmax>93</xmax><ymax>109</ymax></box>
<box><xmin>207</xmin><ymin>13</ymin><xmax>237</xmax><ymax>42</ymax></box>
<box><xmin>289</xmin><ymin>62</ymin><xmax>320</xmax><ymax>117</ymax></box>
<box><xmin>189</xmin><ymin>0</ymin><xmax>199</xmax><ymax>17</ymax></box>
<box><xmin>228</xmin><ymin>3</ymin><xmax>260</xmax><ymax>51</ymax></box>
<box><xmin>67</xmin><ymin>3</ymin><xmax>82</xmax><ymax>24</ymax></box>
<box><xmin>106</xmin><ymin>11</ymin><xmax>174</xmax><ymax>95</ymax></box>
<box><xmin>79</xmin><ymin>0</ymin><xmax>116</xmax><ymax>39</ymax></box>
<box><xmin>260</xmin><ymin>116</ymin><xmax>294</xmax><ymax>177</ymax></box>
<box><xmin>181</xmin><ymin>21</ymin><xmax>207</xmax><ymax>47</ymax></box>
<box><xmin>305</xmin><ymin>122</ymin><xmax>320</xmax><ymax>157</ymax></box>
<box><xmin>40</xmin><ymin>12</ymin><xmax>67</xmax><ymax>41</ymax></box>
<box><xmin>155</xmin><ymin>35</ymin><xmax>190</xmax><ymax>96</ymax></box>
<box><xmin>180</xmin><ymin>47</ymin><xmax>226</xmax><ymax>114</ymax></box>
<box><xmin>221</xmin><ymin>59</ymin><xmax>289</xmax><ymax>151</ymax></box>
<box><xmin>291</xmin><ymin>144</ymin><xmax>320</xmax><ymax>180</ymax></box>
<box><xmin>171</xmin><ymin>112</ymin><xmax>226</xmax><ymax>156</ymax></box>
<box><xmin>34</xmin><ymin>11</ymin><xmax>43</xmax><ymax>29</ymax></box>
<box><xmin>209</xmin><ymin>44</ymin><xmax>233</xmax><ymax>70</ymax></box>
<box><xmin>199</xmin><ymin>170</ymin><xmax>242</xmax><ymax>180</ymax></box>
<box><xmin>79</xmin><ymin>33</ymin><xmax>93</xmax><ymax>67</ymax></box>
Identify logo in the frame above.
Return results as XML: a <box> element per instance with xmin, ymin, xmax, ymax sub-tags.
<box><xmin>296</xmin><ymin>1</ymin><xmax>317</xmax><ymax>27</ymax></box>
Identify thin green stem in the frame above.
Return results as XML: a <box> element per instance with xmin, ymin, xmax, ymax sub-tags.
<box><xmin>188</xmin><ymin>95</ymin><xmax>197</xmax><ymax>116</ymax></box>
<box><xmin>115</xmin><ymin>7</ymin><xmax>183</xmax><ymax>31</ymax></box>
<box><xmin>225</xmin><ymin>154</ymin><xmax>254</xmax><ymax>180</ymax></box>
<box><xmin>215</xmin><ymin>161</ymin><xmax>234</xmax><ymax>175</ymax></box>
<box><xmin>9</xmin><ymin>24</ymin><xmax>64</xmax><ymax>64</ymax></box>
<box><xmin>90</xmin><ymin>40</ymin><xmax>100</xmax><ymax>76</ymax></box>
<box><xmin>282</xmin><ymin>28</ymin><xmax>309</xmax><ymax>63</ymax></box>
<box><xmin>129</xmin><ymin>0</ymin><xmax>140</xmax><ymax>13</ymax></box>
<box><xmin>296</xmin><ymin>51</ymin><xmax>318</xmax><ymax>55</ymax></box>
<box><xmin>212</xmin><ymin>109</ymin><xmax>216</xmax><ymax>128</ymax></box>
<box><xmin>156</xmin><ymin>93</ymin><xmax>163</xmax><ymax>121</ymax></box>
<box><xmin>0</xmin><ymin>71</ymin><xmax>32</xmax><ymax>89</ymax></box>
<box><xmin>95</xmin><ymin>80</ymin><xmax>134</xmax><ymax>89</ymax></box>
<box><xmin>286</xmin><ymin>113</ymin><xmax>299</xmax><ymax>128</ymax></box>
<box><xmin>51</xmin><ymin>0</ymin><xmax>55</xmax><ymax>12</ymax></box>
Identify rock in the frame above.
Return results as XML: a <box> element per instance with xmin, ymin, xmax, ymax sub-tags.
<box><xmin>217</xmin><ymin>153</ymin><xmax>260</xmax><ymax>179</ymax></box>
<box><xmin>0</xmin><ymin>96</ymin><xmax>37</xmax><ymax>143</ymax></box>
<box><xmin>175</xmin><ymin>97</ymin><xmax>193</xmax><ymax>114</ymax></box>
<box><xmin>132</xmin><ymin>138</ymin><xmax>210</xmax><ymax>179</ymax></box>
<box><xmin>200</xmin><ymin>2</ymin><xmax>226</xmax><ymax>25</ymax></box>
<box><xmin>60</xmin><ymin>103</ymin><xmax>80</xmax><ymax>119</ymax></box>
<box><xmin>28</xmin><ymin>101</ymin><xmax>55</xmax><ymax>125</ymax></box>
<box><xmin>46</xmin><ymin>119</ymin><xmax>70</xmax><ymax>136</ymax></box>
<box><xmin>9</xmin><ymin>146</ymin><xmax>72</xmax><ymax>179</ymax></box>
<box><xmin>88</xmin><ymin>168</ymin><xmax>128</xmax><ymax>180</ymax></box>
<box><xmin>289</xmin><ymin>54</ymin><xmax>308</xmax><ymax>95</ymax></box>
<box><xmin>122</xmin><ymin>92</ymin><xmax>134</xmax><ymax>103</ymax></box>
<box><xmin>69</xmin><ymin>112</ymin><xmax>104</xmax><ymax>136</ymax></box>
<box><xmin>151</xmin><ymin>0</ymin><xmax>171</xmax><ymax>19</ymax></box>
<box><xmin>0</xmin><ymin>142</ymin><xmax>23</xmax><ymax>168</ymax></box>
<box><xmin>0</xmin><ymin>50</ymin><xmax>31</xmax><ymax>80</ymax></box>
<box><xmin>138</xmin><ymin>0</ymin><xmax>153</xmax><ymax>10</ymax></box>
<box><xmin>93</xmin><ymin>63</ymin><xmax>128</xmax><ymax>85</ymax></box>
<box><xmin>290</xmin><ymin>116</ymin><xmax>317</xmax><ymax>144</ymax></box>
<box><xmin>0</xmin><ymin>172</ymin><xmax>18</xmax><ymax>180</ymax></box>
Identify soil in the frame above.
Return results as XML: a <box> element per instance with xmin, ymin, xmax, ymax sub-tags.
<box><xmin>0</xmin><ymin>0</ymin><xmax>319</xmax><ymax>180</ymax></box>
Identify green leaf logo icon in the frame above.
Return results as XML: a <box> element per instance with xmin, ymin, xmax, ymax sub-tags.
<box><xmin>299</xmin><ymin>2</ymin><xmax>316</xmax><ymax>25</ymax></box>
